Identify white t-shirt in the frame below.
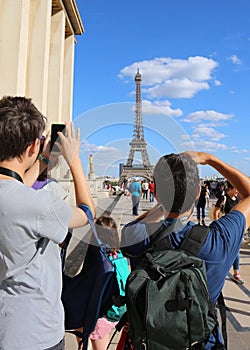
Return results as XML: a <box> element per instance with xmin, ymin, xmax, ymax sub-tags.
<box><xmin>0</xmin><ymin>180</ymin><xmax>72</xmax><ymax>350</ymax></box>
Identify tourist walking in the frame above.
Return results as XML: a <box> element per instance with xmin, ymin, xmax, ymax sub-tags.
<box><xmin>141</xmin><ymin>180</ymin><xmax>149</xmax><ymax>199</ymax></box>
<box><xmin>205</xmin><ymin>184</ymin><xmax>210</xmax><ymax>208</ymax></box>
<box><xmin>148</xmin><ymin>180</ymin><xmax>155</xmax><ymax>202</ymax></box>
<box><xmin>196</xmin><ymin>184</ymin><xmax>207</xmax><ymax>226</ymax></box>
<box><xmin>128</xmin><ymin>178</ymin><xmax>142</xmax><ymax>216</ymax></box>
<box><xmin>213</xmin><ymin>181</ymin><xmax>244</xmax><ymax>284</ymax></box>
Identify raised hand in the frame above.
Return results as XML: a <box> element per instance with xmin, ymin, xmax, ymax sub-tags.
<box><xmin>56</xmin><ymin>122</ymin><xmax>81</xmax><ymax>167</ymax></box>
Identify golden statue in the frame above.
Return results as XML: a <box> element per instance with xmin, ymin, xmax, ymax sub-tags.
<box><xmin>89</xmin><ymin>154</ymin><xmax>94</xmax><ymax>173</ymax></box>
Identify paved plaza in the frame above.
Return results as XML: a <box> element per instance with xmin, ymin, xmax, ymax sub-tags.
<box><xmin>65</xmin><ymin>193</ymin><xmax>250</xmax><ymax>350</ymax></box>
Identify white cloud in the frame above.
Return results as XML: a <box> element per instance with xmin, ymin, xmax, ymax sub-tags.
<box><xmin>144</xmin><ymin>79</ymin><xmax>209</xmax><ymax>98</ymax></box>
<box><xmin>214</xmin><ymin>79</ymin><xmax>221</xmax><ymax>86</ymax></box>
<box><xmin>80</xmin><ymin>141</ymin><xmax>128</xmax><ymax>176</ymax></box>
<box><xmin>192</xmin><ymin>125</ymin><xmax>226</xmax><ymax>141</ymax></box>
<box><xmin>96</xmin><ymin>145</ymin><xmax>118</xmax><ymax>153</ymax></box>
<box><xmin>181</xmin><ymin>134</ymin><xmax>190</xmax><ymax>140</ymax></box>
<box><xmin>232</xmin><ymin>149</ymin><xmax>249</xmax><ymax>154</ymax></box>
<box><xmin>227</xmin><ymin>54</ymin><xmax>242</xmax><ymax>65</ymax></box>
<box><xmin>183</xmin><ymin>110</ymin><xmax>233</xmax><ymax>123</ymax></box>
<box><xmin>80</xmin><ymin>141</ymin><xmax>117</xmax><ymax>154</ymax></box>
<box><xmin>181</xmin><ymin>140</ymin><xmax>229</xmax><ymax>152</ymax></box>
<box><xmin>142</xmin><ymin>99</ymin><xmax>183</xmax><ymax>117</ymax></box>
<box><xmin>119</xmin><ymin>56</ymin><xmax>218</xmax><ymax>99</ymax></box>
<box><xmin>182</xmin><ymin>139</ymin><xmax>249</xmax><ymax>154</ymax></box>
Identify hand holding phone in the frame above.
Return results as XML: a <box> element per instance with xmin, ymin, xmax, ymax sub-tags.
<box><xmin>50</xmin><ymin>124</ymin><xmax>65</xmax><ymax>152</ymax></box>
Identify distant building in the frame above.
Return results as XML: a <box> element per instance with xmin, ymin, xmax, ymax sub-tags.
<box><xmin>119</xmin><ymin>163</ymin><xmax>124</xmax><ymax>176</ymax></box>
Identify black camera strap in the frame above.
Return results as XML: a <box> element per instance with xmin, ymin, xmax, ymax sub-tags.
<box><xmin>0</xmin><ymin>166</ymin><xmax>23</xmax><ymax>183</ymax></box>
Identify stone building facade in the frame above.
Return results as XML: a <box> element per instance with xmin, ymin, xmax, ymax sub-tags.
<box><xmin>0</xmin><ymin>0</ymin><xmax>83</xmax><ymax>123</ymax></box>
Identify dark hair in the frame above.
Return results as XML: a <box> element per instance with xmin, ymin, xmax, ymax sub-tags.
<box><xmin>0</xmin><ymin>96</ymin><xmax>46</xmax><ymax>161</ymax></box>
<box><xmin>95</xmin><ymin>215</ymin><xmax>120</xmax><ymax>249</ymax></box>
<box><xmin>153</xmin><ymin>153</ymin><xmax>199</xmax><ymax>214</ymax></box>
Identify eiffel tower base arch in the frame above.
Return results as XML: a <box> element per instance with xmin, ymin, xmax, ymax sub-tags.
<box><xmin>119</xmin><ymin>166</ymin><xmax>154</xmax><ymax>185</ymax></box>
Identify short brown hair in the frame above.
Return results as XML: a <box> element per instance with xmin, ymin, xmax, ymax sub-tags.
<box><xmin>0</xmin><ymin>96</ymin><xmax>46</xmax><ymax>161</ymax></box>
<box><xmin>95</xmin><ymin>215</ymin><xmax>119</xmax><ymax>249</ymax></box>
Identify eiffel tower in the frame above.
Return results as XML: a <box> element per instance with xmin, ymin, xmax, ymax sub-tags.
<box><xmin>119</xmin><ymin>69</ymin><xmax>153</xmax><ymax>184</ymax></box>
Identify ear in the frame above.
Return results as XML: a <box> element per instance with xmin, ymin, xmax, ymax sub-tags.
<box><xmin>28</xmin><ymin>138</ymin><xmax>40</xmax><ymax>156</ymax></box>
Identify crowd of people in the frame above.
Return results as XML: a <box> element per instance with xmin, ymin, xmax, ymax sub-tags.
<box><xmin>0</xmin><ymin>96</ymin><xmax>249</xmax><ymax>350</ymax></box>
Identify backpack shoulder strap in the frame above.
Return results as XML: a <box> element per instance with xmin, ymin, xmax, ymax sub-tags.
<box><xmin>181</xmin><ymin>226</ymin><xmax>227</xmax><ymax>349</ymax></box>
<box><xmin>180</xmin><ymin>225</ymin><xmax>210</xmax><ymax>256</ymax></box>
<box><xmin>150</xmin><ymin>219</ymin><xmax>183</xmax><ymax>247</ymax></box>
<box><xmin>79</xmin><ymin>204</ymin><xmax>103</xmax><ymax>246</ymax></box>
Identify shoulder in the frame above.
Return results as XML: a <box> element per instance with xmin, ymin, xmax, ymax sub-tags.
<box><xmin>121</xmin><ymin>220</ymin><xmax>153</xmax><ymax>260</ymax></box>
<box><xmin>168</xmin><ymin>221</ymin><xmax>197</xmax><ymax>247</ymax></box>
<box><xmin>202</xmin><ymin>211</ymin><xmax>245</xmax><ymax>253</ymax></box>
<box><xmin>121</xmin><ymin>221</ymin><xmax>149</xmax><ymax>246</ymax></box>
<box><xmin>42</xmin><ymin>181</ymin><xmax>68</xmax><ymax>200</ymax></box>
<box><xmin>30</xmin><ymin>185</ymin><xmax>72</xmax><ymax>240</ymax></box>
<box><xmin>211</xmin><ymin>210</ymin><xmax>245</xmax><ymax>232</ymax></box>
<box><xmin>39</xmin><ymin>192</ymin><xmax>72</xmax><ymax>243</ymax></box>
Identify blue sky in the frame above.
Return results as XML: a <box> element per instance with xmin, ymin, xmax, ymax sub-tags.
<box><xmin>72</xmin><ymin>0</ymin><xmax>250</xmax><ymax>178</ymax></box>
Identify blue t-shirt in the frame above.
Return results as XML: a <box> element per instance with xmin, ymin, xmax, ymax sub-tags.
<box><xmin>121</xmin><ymin>210</ymin><xmax>246</xmax><ymax>349</ymax></box>
<box><xmin>129</xmin><ymin>181</ymin><xmax>141</xmax><ymax>197</ymax></box>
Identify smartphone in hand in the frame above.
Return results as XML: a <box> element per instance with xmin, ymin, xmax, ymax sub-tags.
<box><xmin>50</xmin><ymin>124</ymin><xmax>65</xmax><ymax>152</ymax></box>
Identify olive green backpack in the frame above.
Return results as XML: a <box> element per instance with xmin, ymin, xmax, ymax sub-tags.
<box><xmin>124</xmin><ymin>223</ymin><xmax>226</xmax><ymax>350</ymax></box>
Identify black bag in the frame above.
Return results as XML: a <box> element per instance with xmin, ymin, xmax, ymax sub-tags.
<box><xmin>124</xmin><ymin>223</ymin><xmax>225</xmax><ymax>350</ymax></box>
<box><xmin>61</xmin><ymin>205</ymin><xmax>120</xmax><ymax>350</ymax></box>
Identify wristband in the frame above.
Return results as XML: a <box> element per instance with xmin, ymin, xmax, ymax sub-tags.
<box><xmin>38</xmin><ymin>154</ymin><xmax>49</xmax><ymax>165</ymax></box>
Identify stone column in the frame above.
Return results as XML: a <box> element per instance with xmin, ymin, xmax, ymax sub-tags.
<box><xmin>25</xmin><ymin>0</ymin><xmax>52</xmax><ymax>115</ymax></box>
<box><xmin>62</xmin><ymin>35</ymin><xmax>75</xmax><ymax>123</ymax></box>
<box><xmin>47</xmin><ymin>10</ymin><xmax>65</xmax><ymax>124</ymax></box>
<box><xmin>0</xmin><ymin>0</ymin><xmax>30</xmax><ymax>96</ymax></box>
<box><xmin>0</xmin><ymin>0</ymin><xmax>83</xmax><ymax>122</ymax></box>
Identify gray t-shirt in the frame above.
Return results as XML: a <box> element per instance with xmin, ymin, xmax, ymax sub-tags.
<box><xmin>0</xmin><ymin>180</ymin><xmax>72</xmax><ymax>350</ymax></box>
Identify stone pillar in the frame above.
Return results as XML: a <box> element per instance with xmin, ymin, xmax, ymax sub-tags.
<box><xmin>46</xmin><ymin>10</ymin><xmax>65</xmax><ymax>124</ymax></box>
<box><xmin>25</xmin><ymin>0</ymin><xmax>52</xmax><ymax>115</ymax></box>
<box><xmin>0</xmin><ymin>0</ymin><xmax>83</xmax><ymax>122</ymax></box>
<box><xmin>62</xmin><ymin>35</ymin><xmax>75</xmax><ymax>123</ymax></box>
<box><xmin>0</xmin><ymin>0</ymin><xmax>30</xmax><ymax>96</ymax></box>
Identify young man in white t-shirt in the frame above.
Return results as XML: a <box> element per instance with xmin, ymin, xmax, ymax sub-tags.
<box><xmin>0</xmin><ymin>96</ymin><xmax>95</xmax><ymax>350</ymax></box>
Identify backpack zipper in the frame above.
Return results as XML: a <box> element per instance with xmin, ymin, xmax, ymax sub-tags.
<box><xmin>136</xmin><ymin>279</ymin><xmax>149</xmax><ymax>350</ymax></box>
<box><xmin>191</xmin><ymin>267</ymin><xmax>214</xmax><ymax>347</ymax></box>
<box><xmin>140</xmin><ymin>340</ymin><xmax>147</xmax><ymax>349</ymax></box>
<box><xmin>140</xmin><ymin>280</ymin><xmax>150</xmax><ymax>350</ymax></box>
<box><xmin>192</xmin><ymin>267</ymin><xmax>210</xmax><ymax>301</ymax></box>
<box><xmin>127</xmin><ymin>274</ymin><xmax>148</xmax><ymax>349</ymax></box>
